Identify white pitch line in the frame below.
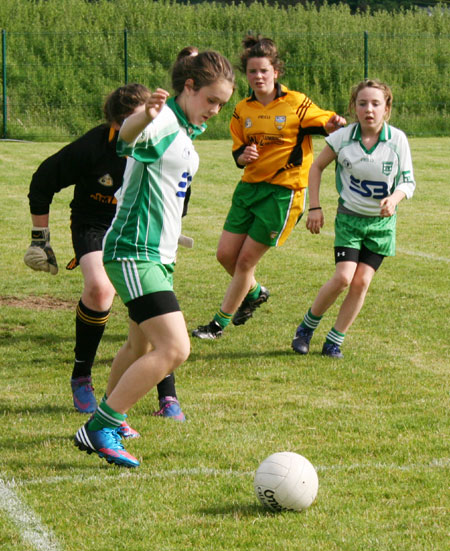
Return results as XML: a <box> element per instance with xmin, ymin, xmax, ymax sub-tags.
<box><xmin>321</xmin><ymin>231</ymin><xmax>450</xmax><ymax>262</ymax></box>
<box><xmin>0</xmin><ymin>477</ymin><xmax>62</xmax><ymax>551</ymax></box>
<box><xmin>396</xmin><ymin>248</ymin><xmax>450</xmax><ymax>263</ymax></box>
<box><xmin>10</xmin><ymin>458</ymin><xmax>449</xmax><ymax>488</ymax></box>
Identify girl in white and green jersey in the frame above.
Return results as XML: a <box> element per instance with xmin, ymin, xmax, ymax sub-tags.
<box><xmin>74</xmin><ymin>48</ymin><xmax>235</xmax><ymax>468</ymax></box>
<box><xmin>292</xmin><ymin>79</ymin><xmax>415</xmax><ymax>359</ymax></box>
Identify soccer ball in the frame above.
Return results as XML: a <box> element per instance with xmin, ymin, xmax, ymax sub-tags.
<box><xmin>254</xmin><ymin>451</ymin><xmax>319</xmax><ymax>512</ymax></box>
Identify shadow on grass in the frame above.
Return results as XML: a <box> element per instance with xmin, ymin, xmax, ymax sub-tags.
<box><xmin>0</xmin><ymin>401</ymin><xmax>72</xmax><ymax>415</ymax></box>
<box><xmin>198</xmin><ymin>501</ymin><xmax>276</xmax><ymax>517</ymax></box>
<box><xmin>189</xmin><ymin>348</ymin><xmax>297</xmax><ymax>362</ymax></box>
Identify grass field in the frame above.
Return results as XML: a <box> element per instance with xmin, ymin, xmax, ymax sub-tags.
<box><xmin>0</xmin><ymin>138</ymin><xmax>448</xmax><ymax>551</ymax></box>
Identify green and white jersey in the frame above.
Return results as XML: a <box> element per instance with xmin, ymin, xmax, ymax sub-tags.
<box><xmin>103</xmin><ymin>98</ymin><xmax>204</xmax><ymax>265</ymax></box>
<box><xmin>326</xmin><ymin>122</ymin><xmax>415</xmax><ymax>217</ymax></box>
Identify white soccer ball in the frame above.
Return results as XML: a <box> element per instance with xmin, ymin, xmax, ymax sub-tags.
<box><xmin>254</xmin><ymin>451</ymin><xmax>319</xmax><ymax>512</ymax></box>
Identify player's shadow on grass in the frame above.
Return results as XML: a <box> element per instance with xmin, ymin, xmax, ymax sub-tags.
<box><xmin>189</xmin><ymin>348</ymin><xmax>295</xmax><ymax>362</ymax></box>
<box><xmin>0</xmin><ymin>401</ymin><xmax>69</xmax><ymax>415</ymax></box>
<box><xmin>198</xmin><ymin>502</ymin><xmax>276</xmax><ymax>517</ymax></box>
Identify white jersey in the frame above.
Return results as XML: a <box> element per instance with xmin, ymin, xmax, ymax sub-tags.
<box><xmin>326</xmin><ymin>122</ymin><xmax>415</xmax><ymax>216</ymax></box>
<box><xmin>103</xmin><ymin>99</ymin><xmax>202</xmax><ymax>265</ymax></box>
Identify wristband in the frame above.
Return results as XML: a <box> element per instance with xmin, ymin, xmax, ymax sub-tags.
<box><xmin>308</xmin><ymin>207</ymin><xmax>322</xmax><ymax>211</ymax></box>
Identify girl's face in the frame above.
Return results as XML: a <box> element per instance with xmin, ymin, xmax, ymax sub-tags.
<box><xmin>355</xmin><ymin>87</ymin><xmax>389</xmax><ymax>133</ymax></box>
<box><xmin>246</xmin><ymin>57</ymin><xmax>278</xmax><ymax>98</ymax></box>
<box><xmin>183</xmin><ymin>79</ymin><xmax>234</xmax><ymax>127</ymax></box>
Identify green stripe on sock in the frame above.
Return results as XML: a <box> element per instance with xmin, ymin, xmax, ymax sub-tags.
<box><xmin>88</xmin><ymin>402</ymin><xmax>126</xmax><ymax>431</ymax></box>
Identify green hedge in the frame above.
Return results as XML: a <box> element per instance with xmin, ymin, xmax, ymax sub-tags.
<box><xmin>1</xmin><ymin>0</ymin><xmax>449</xmax><ymax>139</ymax></box>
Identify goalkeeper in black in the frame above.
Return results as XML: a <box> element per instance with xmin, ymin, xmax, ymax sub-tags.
<box><xmin>25</xmin><ymin>83</ymin><xmax>186</xmax><ymax>426</ymax></box>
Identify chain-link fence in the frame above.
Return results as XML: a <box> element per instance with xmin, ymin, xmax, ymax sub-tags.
<box><xmin>2</xmin><ymin>27</ymin><xmax>449</xmax><ymax>140</ymax></box>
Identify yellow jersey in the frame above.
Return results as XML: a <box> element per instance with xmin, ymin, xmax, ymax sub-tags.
<box><xmin>230</xmin><ymin>83</ymin><xmax>335</xmax><ymax>191</ymax></box>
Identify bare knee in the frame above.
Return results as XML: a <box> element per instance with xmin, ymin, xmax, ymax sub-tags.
<box><xmin>170</xmin><ymin>337</ymin><xmax>190</xmax><ymax>367</ymax></box>
<box><xmin>349</xmin><ymin>272</ymin><xmax>372</xmax><ymax>295</ymax></box>
<box><xmin>216</xmin><ymin>247</ymin><xmax>235</xmax><ymax>273</ymax></box>
<box><xmin>122</xmin><ymin>338</ymin><xmax>152</xmax><ymax>363</ymax></box>
<box><xmin>83</xmin><ymin>282</ymin><xmax>114</xmax><ymax>311</ymax></box>
<box><xmin>155</xmin><ymin>335</ymin><xmax>190</xmax><ymax>377</ymax></box>
<box><xmin>332</xmin><ymin>271</ymin><xmax>353</xmax><ymax>292</ymax></box>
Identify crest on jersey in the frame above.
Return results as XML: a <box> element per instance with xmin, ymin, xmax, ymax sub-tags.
<box><xmin>98</xmin><ymin>174</ymin><xmax>113</xmax><ymax>187</ymax></box>
<box><xmin>382</xmin><ymin>162</ymin><xmax>393</xmax><ymax>175</ymax></box>
<box><xmin>245</xmin><ymin>118</ymin><xmax>252</xmax><ymax>128</ymax></box>
<box><xmin>343</xmin><ymin>158</ymin><xmax>352</xmax><ymax>170</ymax></box>
<box><xmin>274</xmin><ymin>116</ymin><xmax>286</xmax><ymax>130</ymax></box>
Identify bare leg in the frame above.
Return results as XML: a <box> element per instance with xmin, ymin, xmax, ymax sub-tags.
<box><xmin>106</xmin><ymin>311</ymin><xmax>190</xmax><ymax>414</ymax></box>
<box><xmin>106</xmin><ymin>318</ymin><xmax>152</xmax><ymax>397</ymax></box>
<box><xmin>310</xmin><ymin>261</ymin><xmax>358</xmax><ymax>317</ymax></box>
<box><xmin>216</xmin><ymin>230</ymin><xmax>247</xmax><ymax>276</ymax></box>
<box><xmin>220</xmin><ymin>235</ymin><xmax>269</xmax><ymax>314</ymax></box>
<box><xmin>333</xmin><ymin>263</ymin><xmax>376</xmax><ymax>333</ymax></box>
<box><xmin>79</xmin><ymin>251</ymin><xmax>116</xmax><ymax>311</ymax></box>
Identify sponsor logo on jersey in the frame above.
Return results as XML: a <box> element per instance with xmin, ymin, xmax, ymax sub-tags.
<box><xmin>274</xmin><ymin>116</ymin><xmax>286</xmax><ymax>130</ymax></box>
<box><xmin>249</xmin><ymin>133</ymin><xmax>283</xmax><ymax>147</ymax></box>
<box><xmin>90</xmin><ymin>192</ymin><xmax>117</xmax><ymax>204</ymax></box>
<box><xmin>245</xmin><ymin>117</ymin><xmax>252</xmax><ymax>128</ymax></box>
<box><xmin>176</xmin><ymin>171</ymin><xmax>192</xmax><ymax>198</ymax></box>
<box><xmin>382</xmin><ymin>161</ymin><xmax>393</xmax><ymax>175</ymax></box>
<box><xmin>98</xmin><ymin>174</ymin><xmax>113</xmax><ymax>187</ymax></box>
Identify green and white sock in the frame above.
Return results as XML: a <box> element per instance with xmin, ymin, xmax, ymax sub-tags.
<box><xmin>325</xmin><ymin>327</ymin><xmax>345</xmax><ymax>346</ymax></box>
<box><xmin>87</xmin><ymin>401</ymin><xmax>126</xmax><ymax>431</ymax></box>
<box><xmin>302</xmin><ymin>308</ymin><xmax>322</xmax><ymax>331</ymax></box>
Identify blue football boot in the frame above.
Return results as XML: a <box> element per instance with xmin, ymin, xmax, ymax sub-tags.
<box><xmin>74</xmin><ymin>422</ymin><xmax>140</xmax><ymax>468</ymax></box>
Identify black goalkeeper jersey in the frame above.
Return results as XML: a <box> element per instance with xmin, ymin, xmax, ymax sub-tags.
<box><xmin>28</xmin><ymin>124</ymin><xmax>125</xmax><ymax>226</ymax></box>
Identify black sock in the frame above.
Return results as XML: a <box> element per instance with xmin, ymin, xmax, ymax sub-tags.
<box><xmin>71</xmin><ymin>299</ymin><xmax>110</xmax><ymax>379</ymax></box>
<box><xmin>156</xmin><ymin>373</ymin><xmax>177</xmax><ymax>400</ymax></box>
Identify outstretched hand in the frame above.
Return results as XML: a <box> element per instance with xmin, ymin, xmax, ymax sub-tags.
<box><xmin>145</xmin><ymin>88</ymin><xmax>170</xmax><ymax>120</ymax></box>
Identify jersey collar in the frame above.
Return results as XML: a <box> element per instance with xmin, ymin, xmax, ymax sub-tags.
<box><xmin>352</xmin><ymin>121</ymin><xmax>390</xmax><ymax>143</ymax></box>
<box><xmin>167</xmin><ymin>97</ymin><xmax>206</xmax><ymax>140</ymax></box>
<box><xmin>247</xmin><ymin>82</ymin><xmax>287</xmax><ymax>102</ymax></box>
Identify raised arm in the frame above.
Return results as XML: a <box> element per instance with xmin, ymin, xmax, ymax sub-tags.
<box><xmin>119</xmin><ymin>89</ymin><xmax>169</xmax><ymax>144</ymax></box>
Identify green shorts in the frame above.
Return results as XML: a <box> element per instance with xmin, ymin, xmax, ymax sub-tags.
<box><xmin>334</xmin><ymin>212</ymin><xmax>397</xmax><ymax>257</ymax></box>
<box><xmin>223</xmin><ymin>181</ymin><xmax>306</xmax><ymax>247</ymax></box>
<box><xmin>104</xmin><ymin>259</ymin><xmax>175</xmax><ymax>304</ymax></box>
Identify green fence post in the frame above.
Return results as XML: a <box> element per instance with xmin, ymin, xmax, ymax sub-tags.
<box><xmin>2</xmin><ymin>29</ymin><xmax>6</xmax><ymax>139</ymax></box>
<box><xmin>364</xmin><ymin>30</ymin><xmax>368</xmax><ymax>80</ymax></box>
<box><xmin>124</xmin><ymin>28</ymin><xmax>128</xmax><ymax>84</ymax></box>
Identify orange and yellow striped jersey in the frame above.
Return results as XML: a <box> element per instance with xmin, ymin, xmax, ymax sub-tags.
<box><xmin>230</xmin><ymin>83</ymin><xmax>335</xmax><ymax>191</ymax></box>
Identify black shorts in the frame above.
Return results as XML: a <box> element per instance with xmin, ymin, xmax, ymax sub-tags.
<box><xmin>70</xmin><ymin>221</ymin><xmax>110</xmax><ymax>264</ymax></box>
<box><xmin>127</xmin><ymin>291</ymin><xmax>181</xmax><ymax>325</ymax></box>
<box><xmin>334</xmin><ymin>244</ymin><xmax>384</xmax><ymax>271</ymax></box>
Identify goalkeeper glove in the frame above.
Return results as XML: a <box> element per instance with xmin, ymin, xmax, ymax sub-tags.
<box><xmin>24</xmin><ymin>227</ymin><xmax>58</xmax><ymax>275</ymax></box>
